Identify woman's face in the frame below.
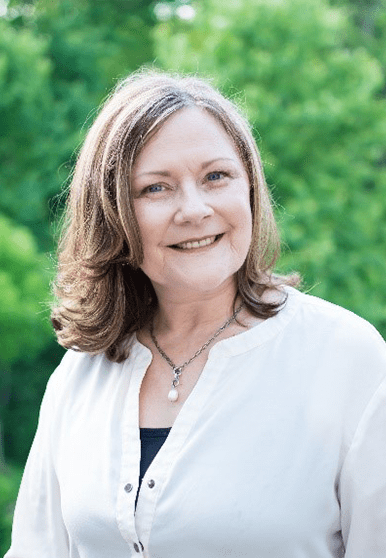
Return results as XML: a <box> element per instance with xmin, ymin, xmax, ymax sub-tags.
<box><xmin>131</xmin><ymin>107</ymin><xmax>253</xmax><ymax>299</ymax></box>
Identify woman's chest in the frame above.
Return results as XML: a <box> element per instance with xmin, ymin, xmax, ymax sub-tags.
<box><xmin>138</xmin><ymin>351</ymin><xmax>210</xmax><ymax>427</ymax></box>
<box><xmin>54</xmin><ymin>354</ymin><xmax>345</xmax><ymax>557</ymax></box>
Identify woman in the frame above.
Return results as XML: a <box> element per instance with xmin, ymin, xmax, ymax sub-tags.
<box><xmin>5</xmin><ymin>70</ymin><xmax>386</xmax><ymax>558</ymax></box>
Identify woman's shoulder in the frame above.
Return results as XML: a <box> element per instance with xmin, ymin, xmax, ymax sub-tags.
<box><xmin>43</xmin><ymin>346</ymin><xmax>136</xmax><ymax>407</ymax></box>
<box><xmin>49</xmin><ymin>349</ymin><xmax>107</xmax><ymax>384</ymax></box>
<box><xmin>226</xmin><ymin>286</ymin><xmax>385</xmax><ymax>362</ymax></box>
<box><xmin>281</xmin><ymin>288</ymin><xmax>386</xmax><ymax>395</ymax></box>
<box><xmin>282</xmin><ymin>288</ymin><xmax>386</xmax><ymax>425</ymax></box>
<box><xmin>285</xmin><ymin>286</ymin><xmax>385</xmax><ymax>346</ymax></box>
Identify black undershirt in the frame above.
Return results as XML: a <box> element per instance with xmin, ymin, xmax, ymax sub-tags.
<box><xmin>135</xmin><ymin>427</ymin><xmax>172</xmax><ymax>509</ymax></box>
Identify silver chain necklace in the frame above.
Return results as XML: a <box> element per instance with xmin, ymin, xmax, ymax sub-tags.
<box><xmin>150</xmin><ymin>303</ymin><xmax>243</xmax><ymax>402</ymax></box>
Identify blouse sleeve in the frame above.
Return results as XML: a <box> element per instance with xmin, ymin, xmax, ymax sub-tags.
<box><xmin>339</xmin><ymin>373</ymin><xmax>386</xmax><ymax>557</ymax></box>
<box><xmin>4</xmin><ymin>367</ymin><xmax>70</xmax><ymax>558</ymax></box>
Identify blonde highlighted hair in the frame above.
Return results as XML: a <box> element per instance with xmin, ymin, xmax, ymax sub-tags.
<box><xmin>51</xmin><ymin>69</ymin><xmax>298</xmax><ymax>362</ymax></box>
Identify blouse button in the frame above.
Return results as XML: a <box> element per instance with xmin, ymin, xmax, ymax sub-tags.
<box><xmin>133</xmin><ymin>542</ymin><xmax>140</xmax><ymax>552</ymax></box>
<box><xmin>147</xmin><ymin>479</ymin><xmax>155</xmax><ymax>489</ymax></box>
<box><xmin>124</xmin><ymin>483</ymin><xmax>133</xmax><ymax>493</ymax></box>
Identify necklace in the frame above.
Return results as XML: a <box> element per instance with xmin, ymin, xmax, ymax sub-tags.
<box><xmin>150</xmin><ymin>303</ymin><xmax>243</xmax><ymax>403</ymax></box>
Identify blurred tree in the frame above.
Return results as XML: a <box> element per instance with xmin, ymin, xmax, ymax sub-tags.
<box><xmin>1</xmin><ymin>0</ymin><xmax>157</xmax><ymax>249</ymax></box>
<box><xmin>0</xmin><ymin>465</ymin><xmax>23</xmax><ymax>556</ymax></box>
<box><xmin>329</xmin><ymin>0</ymin><xmax>386</xmax><ymax>89</ymax></box>
<box><xmin>0</xmin><ymin>19</ymin><xmax>56</xmax><ymax>248</ymax></box>
<box><xmin>154</xmin><ymin>0</ymin><xmax>386</xmax><ymax>337</ymax></box>
<box><xmin>0</xmin><ymin>214</ymin><xmax>52</xmax><ymax>365</ymax></box>
<box><xmin>0</xmin><ymin>214</ymin><xmax>59</xmax><ymax>464</ymax></box>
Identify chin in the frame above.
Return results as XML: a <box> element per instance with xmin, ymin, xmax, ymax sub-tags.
<box><xmin>165</xmin><ymin>269</ymin><xmax>238</xmax><ymax>296</ymax></box>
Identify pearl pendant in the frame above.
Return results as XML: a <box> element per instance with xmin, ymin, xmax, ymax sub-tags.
<box><xmin>168</xmin><ymin>388</ymin><xmax>179</xmax><ymax>402</ymax></box>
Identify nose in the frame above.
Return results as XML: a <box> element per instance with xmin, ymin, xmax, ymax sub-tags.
<box><xmin>173</xmin><ymin>183</ymin><xmax>214</xmax><ymax>225</ymax></box>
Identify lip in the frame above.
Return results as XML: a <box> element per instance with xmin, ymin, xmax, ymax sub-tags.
<box><xmin>168</xmin><ymin>233</ymin><xmax>224</xmax><ymax>250</ymax></box>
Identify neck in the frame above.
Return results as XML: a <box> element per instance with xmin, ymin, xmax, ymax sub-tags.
<box><xmin>151</xmin><ymin>278</ymin><xmax>239</xmax><ymax>337</ymax></box>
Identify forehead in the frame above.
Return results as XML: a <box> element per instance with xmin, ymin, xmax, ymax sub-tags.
<box><xmin>133</xmin><ymin>107</ymin><xmax>241</xmax><ymax>171</ymax></box>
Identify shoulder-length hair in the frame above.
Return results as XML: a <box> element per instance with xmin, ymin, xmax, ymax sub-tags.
<box><xmin>51</xmin><ymin>68</ymin><xmax>298</xmax><ymax>362</ymax></box>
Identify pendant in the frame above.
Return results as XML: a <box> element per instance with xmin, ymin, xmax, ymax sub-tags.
<box><xmin>168</xmin><ymin>367</ymin><xmax>181</xmax><ymax>402</ymax></box>
<box><xmin>168</xmin><ymin>388</ymin><xmax>179</xmax><ymax>402</ymax></box>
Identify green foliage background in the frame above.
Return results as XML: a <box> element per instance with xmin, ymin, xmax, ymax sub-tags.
<box><xmin>0</xmin><ymin>0</ymin><xmax>385</xmax><ymax>552</ymax></box>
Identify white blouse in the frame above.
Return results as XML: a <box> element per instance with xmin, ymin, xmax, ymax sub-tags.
<box><xmin>5</xmin><ymin>288</ymin><xmax>386</xmax><ymax>558</ymax></box>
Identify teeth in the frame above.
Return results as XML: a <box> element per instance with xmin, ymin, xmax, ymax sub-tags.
<box><xmin>176</xmin><ymin>236</ymin><xmax>217</xmax><ymax>250</ymax></box>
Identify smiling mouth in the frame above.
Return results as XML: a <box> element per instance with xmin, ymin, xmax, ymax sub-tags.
<box><xmin>170</xmin><ymin>234</ymin><xmax>223</xmax><ymax>251</ymax></box>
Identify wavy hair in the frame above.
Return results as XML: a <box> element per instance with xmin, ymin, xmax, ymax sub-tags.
<box><xmin>51</xmin><ymin>69</ymin><xmax>298</xmax><ymax>362</ymax></box>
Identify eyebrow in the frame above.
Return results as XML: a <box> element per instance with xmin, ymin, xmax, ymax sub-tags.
<box><xmin>134</xmin><ymin>157</ymin><xmax>236</xmax><ymax>179</ymax></box>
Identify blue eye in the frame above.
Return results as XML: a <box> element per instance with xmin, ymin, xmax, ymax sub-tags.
<box><xmin>146</xmin><ymin>184</ymin><xmax>164</xmax><ymax>193</ymax></box>
<box><xmin>207</xmin><ymin>171</ymin><xmax>225</xmax><ymax>181</ymax></box>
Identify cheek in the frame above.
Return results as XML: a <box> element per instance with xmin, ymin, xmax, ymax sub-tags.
<box><xmin>134</xmin><ymin>208</ymin><xmax>168</xmax><ymax>276</ymax></box>
<box><xmin>231</xmin><ymin>197</ymin><xmax>253</xmax><ymax>256</ymax></box>
<box><xmin>238</xmin><ymin>222</ymin><xmax>253</xmax><ymax>258</ymax></box>
<box><xmin>134</xmin><ymin>204</ymin><xmax>150</xmax><ymax>233</ymax></box>
<box><xmin>134</xmin><ymin>205</ymin><xmax>161</xmax><ymax>249</ymax></box>
<box><xmin>232</xmin><ymin>193</ymin><xmax>253</xmax><ymax>232</ymax></box>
